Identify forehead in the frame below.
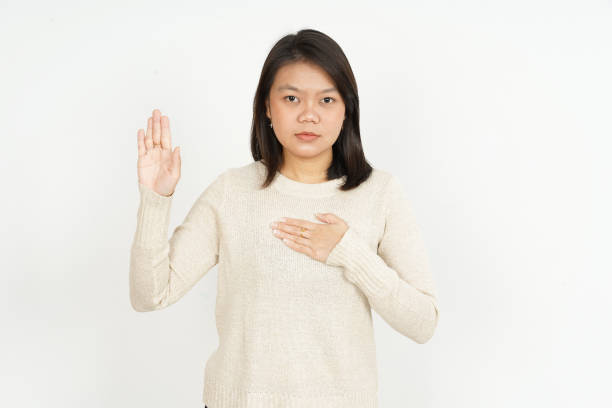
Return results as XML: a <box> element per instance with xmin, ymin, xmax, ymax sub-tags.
<box><xmin>272</xmin><ymin>61</ymin><xmax>336</xmax><ymax>90</ymax></box>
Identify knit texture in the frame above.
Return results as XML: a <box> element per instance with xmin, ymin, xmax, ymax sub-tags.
<box><xmin>130</xmin><ymin>160</ymin><xmax>439</xmax><ymax>408</ymax></box>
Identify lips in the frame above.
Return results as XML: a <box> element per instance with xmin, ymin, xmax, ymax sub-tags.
<box><xmin>295</xmin><ymin>132</ymin><xmax>319</xmax><ymax>141</ymax></box>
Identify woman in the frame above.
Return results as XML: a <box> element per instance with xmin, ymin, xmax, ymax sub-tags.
<box><xmin>131</xmin><ymin>28</ymin><xmax>439</xmax><ymax>408</ymax></box>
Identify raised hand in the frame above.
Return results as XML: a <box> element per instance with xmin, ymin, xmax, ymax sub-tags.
<box><xmin>136</xmin><ymin>109</ymin><xmax>181</xmax><ymax>196</ymax></box>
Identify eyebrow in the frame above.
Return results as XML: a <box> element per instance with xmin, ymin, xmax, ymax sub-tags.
<box><xmin>276</xmin><ymin>84</ymin><xmax>338</xmax><ymax>93</ymax></box>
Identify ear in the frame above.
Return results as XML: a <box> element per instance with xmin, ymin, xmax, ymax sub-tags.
<box><xmin>265</xmin><ymin>98</ymin><xmax>271</xmax><ymax>120</ymax></box>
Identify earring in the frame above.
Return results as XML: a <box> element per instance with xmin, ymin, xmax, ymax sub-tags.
<box><xmin>269</xmin><ymin>123</ymin><xmax>273</xmax><ymax>128</ymax></box>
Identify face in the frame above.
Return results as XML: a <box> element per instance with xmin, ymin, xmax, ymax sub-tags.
<box><xmin>266</xmin><ymin>60</ymin><xmax>346</xmax><ymax>163</ymax></box>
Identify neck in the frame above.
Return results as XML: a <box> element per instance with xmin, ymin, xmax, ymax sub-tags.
<box><xmin>280</xmin><ymin>150</ymin><xmax>333</xmax><ymax>183</ymax></box>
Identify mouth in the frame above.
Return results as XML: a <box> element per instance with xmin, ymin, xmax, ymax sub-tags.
<box><xmin>295</xmin><ymin>132</ymin><xmax>320</xmax><ymax>141</ymax></box>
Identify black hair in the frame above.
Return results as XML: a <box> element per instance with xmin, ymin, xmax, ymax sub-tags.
<box><xmin>250</xmin><ymin>28</ymin><xmax>373</xmax><ymax>191</ymax></box>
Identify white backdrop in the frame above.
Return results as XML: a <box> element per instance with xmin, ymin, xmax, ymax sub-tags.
<box><xmin>2</xmin><ymin>1</ymin><xmax>610</xmax><ymax>407</ymax></box>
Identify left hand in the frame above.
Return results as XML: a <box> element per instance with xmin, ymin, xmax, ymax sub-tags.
<box><xmin>269</xmin><ymin>213</ymin><xmax>349</xmax><ymax>263</ymax></box>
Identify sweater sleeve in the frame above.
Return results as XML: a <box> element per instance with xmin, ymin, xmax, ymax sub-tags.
<box><xmin>129</xmin><ymin>172</ymin><xmax>226</xmax><ymax>312</ymax></box>
<box><xmin>324</xmin><ymin>174</ymin><xmax>440</xmax><ymax>344</ymax></box>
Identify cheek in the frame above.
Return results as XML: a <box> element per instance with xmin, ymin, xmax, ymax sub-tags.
<box><xmin>331</xmin><ymin>105</ymin><xmax>345</xmax><ymax>121</ymax></box>
<box><xmin>328</xmin><ymin>111</ymin><xmax>345</xmax><ymax>129</ymax></box>
<box><xmin>273</xmin><ymin>105</ymin><xmax>293</xmax><ymax>125</ymax></box>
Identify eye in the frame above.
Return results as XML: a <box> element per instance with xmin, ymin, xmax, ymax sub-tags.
<box><xmin>284</xmin><ymin>95</ymin><xmax>298</xmax><ymax>103</ymax></box>
<box><xmin>322</xmin><ymin>97</ymin><xmax>335</xmax><ymax>104</ymax></box>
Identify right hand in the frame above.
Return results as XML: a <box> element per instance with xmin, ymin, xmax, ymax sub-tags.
<box><xmin>137</xmin><ymin>109</ymin><xmax>181</xmax><ymax>197</ymax></box>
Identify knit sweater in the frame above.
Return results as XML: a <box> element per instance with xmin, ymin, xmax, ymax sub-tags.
<box><xmin>129</xmin><ymin>159</ymin><xmax>439</xmax><ymax>408</ymax></box>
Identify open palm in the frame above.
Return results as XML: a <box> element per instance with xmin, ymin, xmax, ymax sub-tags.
<box><xmin>136</xmin><ymin>109</ymin><xmax>181</xmax><ymax>196</ymax></box>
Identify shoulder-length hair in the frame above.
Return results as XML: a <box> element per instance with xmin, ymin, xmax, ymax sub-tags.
<box><xmin>250</xmin><ymin>28</ymin><xmax>373</xmax><ymax>191</ymax></box>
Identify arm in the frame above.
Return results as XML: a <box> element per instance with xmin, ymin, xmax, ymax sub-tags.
<box><xmin>325</xmin><ymin>174</ymin><xmax>440</xmax><ymax>344</ymax></box>
<box><xmin>129</xmin><ymin>172</ymin><xmax>226</xmax><ymax>312</ymax></box>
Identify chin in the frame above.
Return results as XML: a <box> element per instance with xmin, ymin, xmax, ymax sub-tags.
<box><xmin>282</xmin><ymin>142</ymin><xmax>322</xmax><ymax>153</ymax></box>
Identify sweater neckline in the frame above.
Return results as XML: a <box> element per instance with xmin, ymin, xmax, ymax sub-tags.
<box><xmin>257</xmin><ymin>161</ymin><xmax>346</xmax><ymax>198</ymax></box>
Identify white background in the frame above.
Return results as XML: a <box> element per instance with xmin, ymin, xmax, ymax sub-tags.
<box><xmin>1</xmin><ymin>1</ymin><xmax>610</xmax><ymax>407</ymax></box>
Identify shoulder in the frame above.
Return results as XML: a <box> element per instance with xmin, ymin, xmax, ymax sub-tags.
<box><xmin>216</xmin><ymin>160</ymin><xmax>266</xmax><ymax>192</ymax></box>
<box><xmin>364</xmin><ymin>168</ymin><xmax>412</xmax><ymax>215</ymax></box>
<box><xmin>193</xmin><ymin>162</ymin><xmax>256</xmax><ymax>207</ymax></box>
<box><xmin>370</xmin><ymin>167</ymin><xmax>394</xmax><ymax>183</ymax></box>
<box><xmin>376</xmin><ymin>170</ymin><xmax>418</xmax><ymax>220</ymax></box>
<box><xmin>366</xmin><ymin>167</ymin><xmax>397</xmax><ymax>194</ymax></box>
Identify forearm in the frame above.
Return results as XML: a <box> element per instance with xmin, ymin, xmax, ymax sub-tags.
<box><xmin>129</xmin><ymin>183</ymin><xmax>174</xmax><ymax>312</ymax></box>
<box><xmin>326</xmin><ymin>226</ymin><xmax>439</xmax><ymax>344</ymax></box>
<box><xmin>129</xmin><ymin>181</ymin><xmax>223</xmax><ymax>312</ymax></box>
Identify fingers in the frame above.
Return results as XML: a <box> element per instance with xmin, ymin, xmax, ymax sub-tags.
<box><xmin>141</xmin><ymin>109</ymin><xmax>169</xmax><ymax>154</ymax></box>
<box><xmin>160</xmin><ymin>115</ymin><xmax>172</xmax><ymax>150</ymax></box>
<box><xmin>137</xmin><ymin>129</ymin><xmax>146</xmax><ymax>157</ymax></box>
<box><xmin>280</xmin><ymin>223</ymin><xmax>313</xmax><ymax>239</ymax></box>
<box><xmin>145</xmin><ymin>117</ymin><xmax>153</xmax><ymax>151</ymax></box>
<box><xmin>152</xmin><ymin>109</ymin><xmax>161</xmax><ymax>146</ymax></box>
<box><xmin>277</xmin><ymin>217</ymin><xmax>318</xmax><ymax>229</ymax></box>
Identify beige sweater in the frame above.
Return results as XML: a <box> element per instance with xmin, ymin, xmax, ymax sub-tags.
<box><xmin>130</xmin><ymin>159</ymin><xmax>439</xmax><ymax>408</ymax></box>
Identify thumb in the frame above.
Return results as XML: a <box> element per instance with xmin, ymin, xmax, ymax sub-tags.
<box><xmin>172</xmin><ymin>146</ymin><xmax>181</xmax><ymax>171</ymax></box>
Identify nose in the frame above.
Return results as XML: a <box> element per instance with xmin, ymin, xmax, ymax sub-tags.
<box><xmin>298</xmin><ymin>101</ymin><xmax>319</xmax><ymax>124</ymax></box>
